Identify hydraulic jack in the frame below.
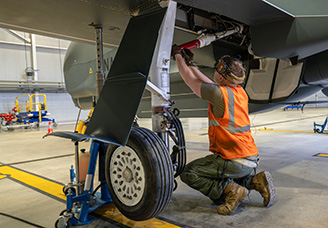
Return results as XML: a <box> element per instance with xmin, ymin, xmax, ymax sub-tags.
<box><xmin>44</xmin><ymin>132</ymin><xmax>112</xmax><ymax>227</ymax></box>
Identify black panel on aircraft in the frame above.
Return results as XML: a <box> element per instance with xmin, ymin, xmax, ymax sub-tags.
<box><xmin>85</xmin><ymin>7</ymin><xmax>167</xmax><ymax>146</ymax></box>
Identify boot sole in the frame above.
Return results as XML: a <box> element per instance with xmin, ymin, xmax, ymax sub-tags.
<box><xmin>263</xmin><ymin>171</ymin><xmax>276</xmax><ymax>207</ymax></box>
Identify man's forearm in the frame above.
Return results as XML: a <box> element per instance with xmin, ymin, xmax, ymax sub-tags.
<box><xmin>190</xmin><ymin>66</ymin><xmax>214</xmax><ymax>84</ymax></box>
<box><xmin>175</xmin><ymin>54</ymin><xmax>202</xmax><ymax>97</ymax></box>
<box><xmin>176</xmin><ymin>55</ymin><xmax>194</xmax><ymax>84</ymax></box>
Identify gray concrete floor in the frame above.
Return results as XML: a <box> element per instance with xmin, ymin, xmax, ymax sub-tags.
<box><xmin>1</xmin><ymin>108</ymin><xmax>328</xmax><ymax>228</ymax></box>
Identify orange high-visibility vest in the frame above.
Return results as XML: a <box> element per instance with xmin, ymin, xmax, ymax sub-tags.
<box><xmin>208</xmin><ymin>85</ymin><xmax>258</xmax><ymax>159</ymax></box>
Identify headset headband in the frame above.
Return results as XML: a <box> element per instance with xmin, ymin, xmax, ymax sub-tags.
<box><xmin>215</xmin><ymin>60</ymin><xmax>245</xmax><ymax>84</ymax></box>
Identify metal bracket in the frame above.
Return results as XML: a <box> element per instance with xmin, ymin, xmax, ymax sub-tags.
<box><xmin>3</xmin><ymin>29</ymin><xmax>31</xmax><ymax>43</ymax></box>
<box><xmin>146</xmin><ymin>80</ymin><xmax>170</xmax><ymax>102</ymax></box>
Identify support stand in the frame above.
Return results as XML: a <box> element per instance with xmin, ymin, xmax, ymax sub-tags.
<box><xmin>314</xmin><ymin>117</ymin><xmax>328</xmax><ymax>133</ymax></box>
<box><xmin>46</xmin><ymin>132</ymin><xmax>112</xmax><ymax>227</ymax></box>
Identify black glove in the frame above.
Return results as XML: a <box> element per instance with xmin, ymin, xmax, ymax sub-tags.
<box><xmin>171</xmin><ymin>44</ymin><xmax>181</xmax><ymax>61</ymax></box>
<box><xmin>181</xmin><ymin>48</ymin><xmax>195</xmax><ymax>66</ymax></box>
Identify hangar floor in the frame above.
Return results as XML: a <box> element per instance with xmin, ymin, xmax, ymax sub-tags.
<box><xmin>0</xmin><ymin>108</ymin><xmax>328</xmax><ymax>228</ymax></box>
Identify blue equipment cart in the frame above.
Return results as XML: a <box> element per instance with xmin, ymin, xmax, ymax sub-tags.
<box><xmin>15</xmin><ymin>94</ymin><xmax>55</xmax><ymax>126</ymax></box>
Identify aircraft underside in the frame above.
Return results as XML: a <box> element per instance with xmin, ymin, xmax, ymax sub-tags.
<box><xmin>60</xmin><ymin>1</ymin><xmax>328</xmax><ymax>225</ymax></box>
<box><xmin>2</xmin><ymin>0</ymin><xmax>328</xmax><ymax>226</ymax></box>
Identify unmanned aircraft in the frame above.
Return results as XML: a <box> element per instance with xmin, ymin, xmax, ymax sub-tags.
<box><xmin>1</xmin><ymin>0</ymin><xmax>328</xmax><ymax>226</ymax></box>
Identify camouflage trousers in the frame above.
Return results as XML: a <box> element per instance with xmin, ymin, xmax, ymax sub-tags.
<box><xmin>180</xmin><ymin>154</ymin><xmax>255</xmax><ymax>203</ymax></box>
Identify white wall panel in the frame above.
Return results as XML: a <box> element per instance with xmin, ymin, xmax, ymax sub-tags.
<box><xmin>0</xmin><ymin>93</ymin><xmax>20</xmax><ymax>112</ymax></box>
<box><xmin>0</xmin><ymin>29</ymin><xmax>85</xmax><ymax>124</ymax></box>
<box><xmin>37</xmin><ymin>47</ymin><xmax>65</xmax><ymax>82</ymax></box>
<box><xmin>0</xmin><ymin>44</ymin><xmax>29</xmax><ymax>80</ymax></box>
<box><xmin>43</xmin><ymin>93</ymin><xmax>88</xmax><ymax>123</ymax></box>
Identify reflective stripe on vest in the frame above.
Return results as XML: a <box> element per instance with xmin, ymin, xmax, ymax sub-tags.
<box><xmin>209</xmin><ymin>87</ymin><xmax>250</xmax><ymax>133</ymax></box>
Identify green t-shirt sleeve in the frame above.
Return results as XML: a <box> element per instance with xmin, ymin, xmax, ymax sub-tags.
<box><xmin>201</xmin><ymin>83</ymin><xmax>225</xmax><ymax>118</ymax></box>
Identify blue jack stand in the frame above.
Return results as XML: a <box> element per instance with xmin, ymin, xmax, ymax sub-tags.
<box><xmin>314</xmin><ymin>117</ymin><xmax>327</xmax><ymax>133</ymax></box>
<box><xmin>44</xmin><ymin>132</ymin><xmax>112</xmax><ymax>227</ymax></box>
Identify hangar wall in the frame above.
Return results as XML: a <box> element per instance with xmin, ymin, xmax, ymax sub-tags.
<box><xmin>0</xmin><ymin>28</ymin><xmax>89</xmax><ymax>123</ymax></box>
<box><xmin>303</xmin><ymin>91</ymin><xmax>328</xmax><ymax>108</ymax></box>
<box><xmin>0</xmin><ymin>28</ymin><xmax>327</xmax><ymax>125</ymax></box>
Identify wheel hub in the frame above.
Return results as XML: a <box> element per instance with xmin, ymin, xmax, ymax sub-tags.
<box><xmin>123</xmin><ymin>167</ymin><xmax>133</xmax><ymax>183</ymax></box>
<box><xmin>110</xmin><ymin>146</ymin><xmax>145</xmax><ymax>206</ymax></box>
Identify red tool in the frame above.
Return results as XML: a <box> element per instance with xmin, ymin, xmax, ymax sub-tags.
<box><xmin>177</xmin><ymin>25</ymin><xmax>243</xmax><ymax>51</ymax></box>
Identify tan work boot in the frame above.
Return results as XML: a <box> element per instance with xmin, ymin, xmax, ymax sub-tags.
<box><xmin>248</xmin><ymin>171</ymin><xmax>276</xmax><ymax>207</ymax></box>
<box><xmin>217</xmin><ymin>182</ymin><xmax>249</xmax><ymax>215</ymax></box>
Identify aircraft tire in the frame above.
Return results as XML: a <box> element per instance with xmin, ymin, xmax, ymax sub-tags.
<box><xmin>105</xmin><ymin>127</ymin><xmax>174</xmax><ymax>221</ymax></box>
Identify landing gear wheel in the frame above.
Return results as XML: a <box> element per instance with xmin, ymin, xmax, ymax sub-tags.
<box><xmin>105</xmin><ymin>127</ymin><xmax>173</xmax><ymax>221</ymax></box>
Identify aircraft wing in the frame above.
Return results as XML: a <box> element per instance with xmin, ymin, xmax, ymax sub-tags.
<box><xmin>0</xmin><ymin>0</ymin><xmax>134</xmax><ymax>48</ymax></box>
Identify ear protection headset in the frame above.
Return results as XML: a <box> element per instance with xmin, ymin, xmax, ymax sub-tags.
<box><xmin>215</xmin><ymin>59</ymin><xmax>245</xmax><ymax>84</ymax></box>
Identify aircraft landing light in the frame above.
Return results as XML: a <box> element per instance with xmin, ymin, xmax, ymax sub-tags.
<box><xmin>0</xmin><ymin>163</ymin><xmax>182</xmax><ymax>228</ymax></box>
<box><xmin>313</xmin><ymin>153</ymin><xmax>328</xmax><ymax>158</ymax></box>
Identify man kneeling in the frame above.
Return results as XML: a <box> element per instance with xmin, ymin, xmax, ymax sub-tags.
<box><xmin>172</xmin><ymin>45</ymin><xmax>276</xmax><ymax>215</ymax></box>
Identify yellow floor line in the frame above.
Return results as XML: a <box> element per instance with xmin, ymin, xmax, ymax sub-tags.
<box><xmin>253</xmin><ymin>129</ymin><xmax>314</xmax><ymax>133</ymax></box>
<box><xmin>0</xmin><ymin>164</ymin><xmax>181</xmax><ymax>228</ymax></box>
<box><xmin>0</xmin><ymin>165</ymin><xmax>66</xmax><ymax>200</ymax></box>
<box><xmin>95</xmin><ymin>204</ymin><xmax>180</xmax><ymax>228</ymax></box>
<box><xmin>203</xmin><ymin>127</ymin><xmax>315</xmax><ymax>133</ymax></box>
<box><xmin>315</xmin><ymin>153</ymin><xmax>328</xmax><ymax>157</ymax></box>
